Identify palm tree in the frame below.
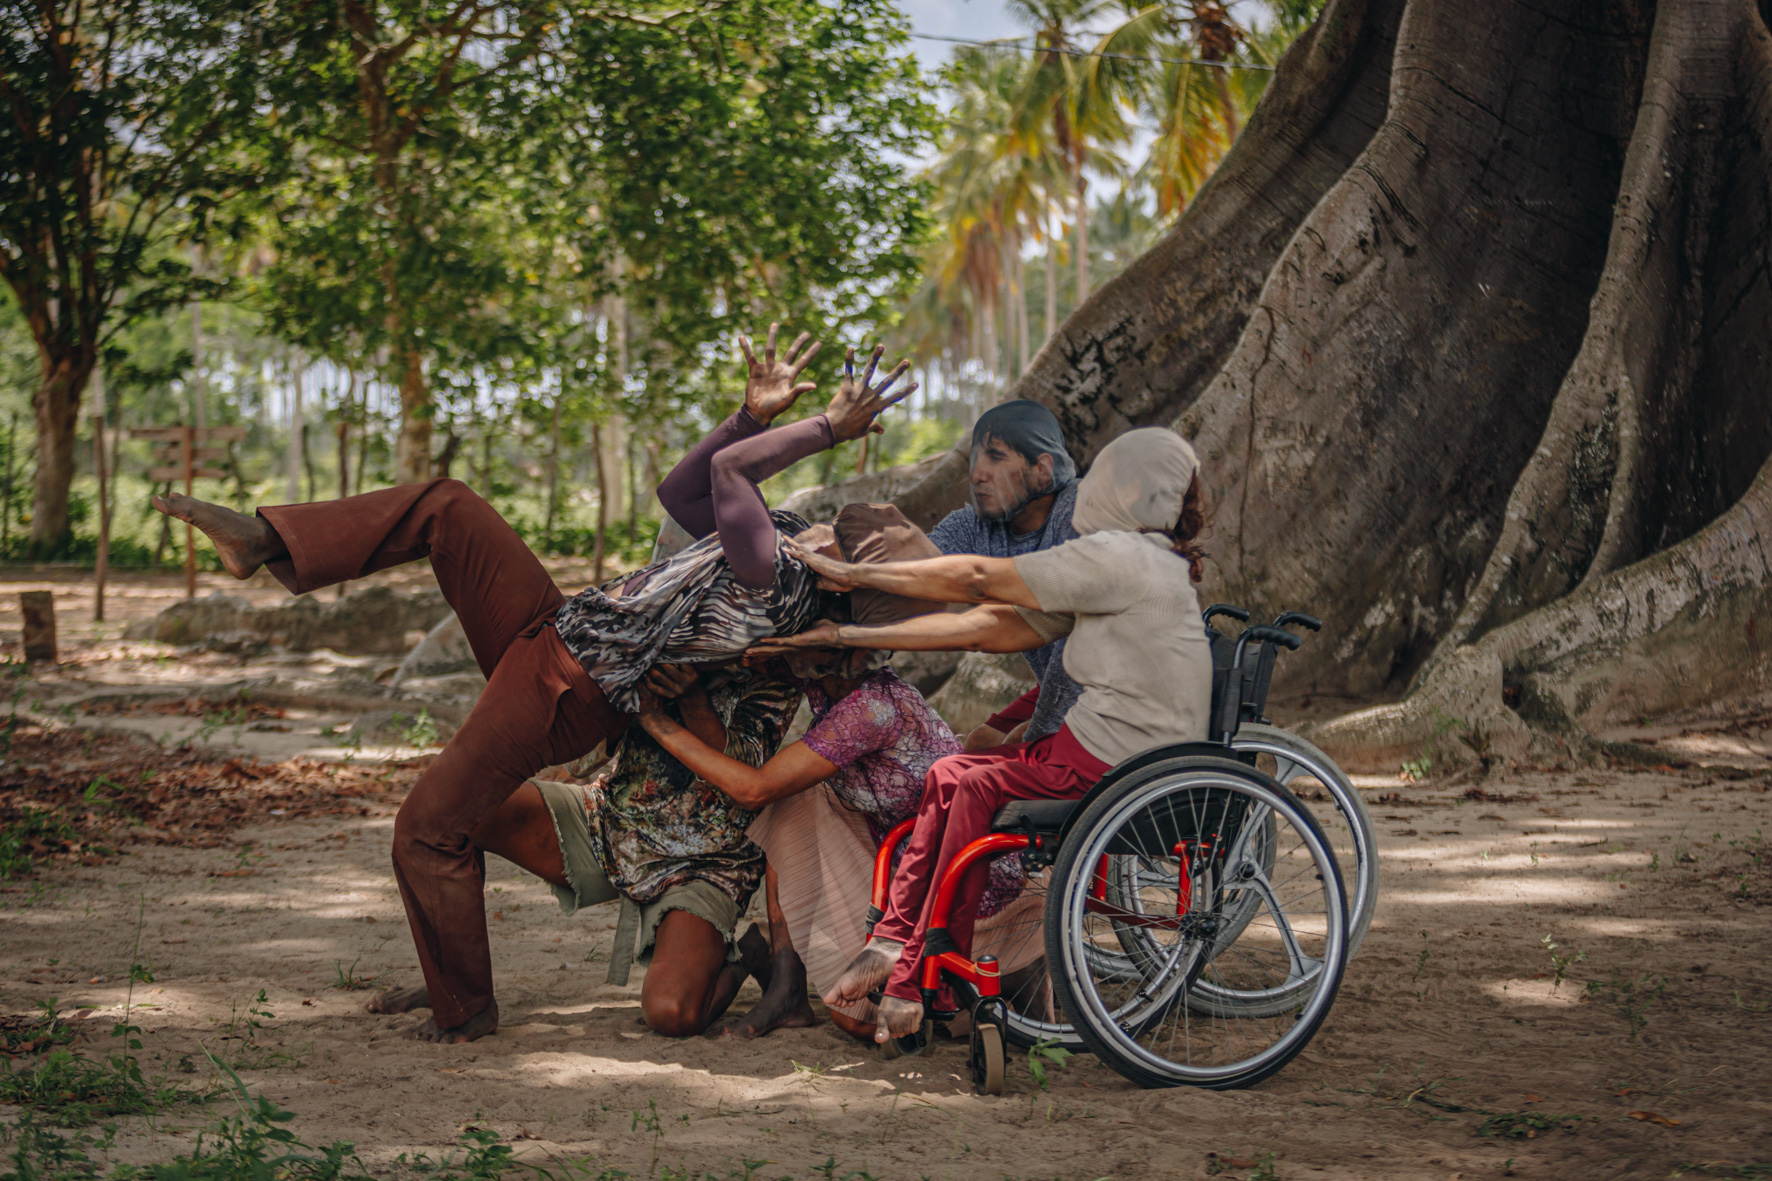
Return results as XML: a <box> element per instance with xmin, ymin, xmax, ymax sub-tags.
<box><xmin>1005</xmin><ymin>0</ymin><xmax>1142</xmax><ymax>304</ymax></box>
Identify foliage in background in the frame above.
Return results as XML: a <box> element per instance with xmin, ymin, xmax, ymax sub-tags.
<box><xmin>0</xmin><ymin>0</ymin><xmax>1323</xmax><ymax>573</ymax></box>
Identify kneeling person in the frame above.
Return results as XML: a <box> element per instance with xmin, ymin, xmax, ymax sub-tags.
<box><xmin>413</xmin><ymin>661</ymin><xmax>799</xmax><ymax>1037</ymax></box>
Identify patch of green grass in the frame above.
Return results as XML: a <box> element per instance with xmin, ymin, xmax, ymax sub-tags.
<box><xmin>0</xmin><ymin>1020</ymin><xmax>194</xmax><ymax>1127</ymax></box>
<box><xmin>1</xmin><ymin>1059</ymin><xmax>605</xmax><ymax>1181</ymax></box>
<box><xmin>1027</xmin><ymin>1037</ymin><xmax>1072</xmax><ymax>1090</ymax></box>
<box><xmin>329</xmin><ymin>957</ymin><xmax>378</xmax><ymax>992</ymax></box>
<box><xmin>1585</xmin><ymin>972</ymin><xmax>1668</xmax><ymax>1040</ymax></box>
<box><xmin>0</xmin><ymin>807</ymin><xmax>81</xmax><ymax>880</ymax></box>
<box><xmin>1477</xmin><ymin>1110</ymin><xmax>1581</xmax><ymax>1139</ymax></box>
<box><xmin>0</xmin><ymin>1001</ymin><xmax>76</xmax><ymax>1056</ymax></box>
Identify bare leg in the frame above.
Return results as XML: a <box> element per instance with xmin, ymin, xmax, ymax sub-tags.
<box><xmin>726</xmin><ymin>864</ymin><xmax>817</xmax><ymax>1038</ymax></box>
<box><xmin>641</xmin><ymin>910</ymin><xmax>753</xmax><ymax>1037</ymax></box>
<box><xmin>823</xmin><ymin>937</ymin><xmax>902</xmax><ymax>1007</ymax></box>
<box><xmin>151</xmin><ymin>493</ymin><xmax>287</xmax><ymax>579</ymax></box>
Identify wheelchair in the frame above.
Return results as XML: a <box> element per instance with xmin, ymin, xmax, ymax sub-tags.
<box><xmin>864</xmin><ymin>609</ymin><xmax>1364</xmax><ymax>1093</ymax></box>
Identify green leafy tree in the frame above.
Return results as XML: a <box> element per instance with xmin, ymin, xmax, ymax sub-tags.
<box><xmin>0</xmin><ymin>0</ymin><xmax>269</xmax><ymax>554</ymax></box>
<box><xmin>251</xmin><ymin>0</ymin><xmax>936</xmax><ymax>486</ymax></box>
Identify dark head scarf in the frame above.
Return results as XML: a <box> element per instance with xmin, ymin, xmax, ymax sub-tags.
<box><xmin>968</xmin><ymin>400</ymin><xmax>1078</xmax><ymax>521</ymax></box>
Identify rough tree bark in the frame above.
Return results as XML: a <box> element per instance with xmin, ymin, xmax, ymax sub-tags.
<box><xmin>866</xmin><ymin>0</ymin><xmax>1772</xmax><ymax>769</ymax></box>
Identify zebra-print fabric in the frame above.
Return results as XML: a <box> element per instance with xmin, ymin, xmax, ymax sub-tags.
<box><xmin>553</xmin><ymin>509</ymin><xmax>826</xmax><ymax>713</ymax></box>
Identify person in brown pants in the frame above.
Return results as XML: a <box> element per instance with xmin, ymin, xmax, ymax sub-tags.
<box><xmin>150</xmin><ymin>326</ymin><xmax>916</xmax><ymax>1044</ymax></box>
<box><xmin>155</xmin><ymin>476</ymin><xmax>630</xmax><ymax>1041</ymax></box>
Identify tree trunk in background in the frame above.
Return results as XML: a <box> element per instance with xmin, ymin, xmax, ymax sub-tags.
<box><xmin>189</xmin><ymin>301</ymin><xmax>207</xmax><ymax>429</ymax></box>
<box><xmin>1072</xmin><ymin>161</ymin><xmax>1089</xmax><ymax>306</ymax></box>
<box><xmin>861</xmin><ymin>0</ymin><xmax>1772</xmax><ymax>769</ymax></box>
<box><xmin>545</xmin><ymin>396</ymin><xmax>563</xmax><ymax>545</ymax></box>
<box><xmin>393</xmin><ymin>344</ymin><xmax>431</xmax><ymax>485</ymax></box>
<box><xmin>592</xmin><ymin>421</ymin><xmax>608</xmax><ymax>582</ymax></box>
<box><xmin>1045</xmin><ymin>219</ymin><xmax>1059</xmax><ymax>346</ymax></box>
<box><xmin>286</xmin><ymin>355</ymin><xmax>305</xmax><ymax>504</ymax></box>
<box><xmin>29</xmin><ymin>354</ymin><xmax>89</xmax><ymax>554</ymax></box>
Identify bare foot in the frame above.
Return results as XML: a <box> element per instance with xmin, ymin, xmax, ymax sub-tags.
<box><xmin>151</xmin><ymin>493</ymin><xmax>285</xmax><ymax>579</ymax></box>
<box><xmin>822</xmin><ymin>938</ymin><xmax>902</xmax><ymax>1007</ymax></box>
<box><xmin>829</xmin><ymin>1009</ymin><xmax>877</xmax><ymax>1043</ymax></box>
<box><xmin>367</xmin><ymin>985</ymin><xmax>430</xmax><ymax>1014</ymax></box>
<box><xmin>411</xmin><ymin>1000</ymin><xmax>499</xmax><ymax>1044</ymax></box>
<box><xmin>726</xmin><ymin>947</ymin><xmax>816</xmax><ymax>1039</ymax></box>
<box><xmin>736</xmin><ymin>922</ymin><xmax>773</xmax><ymax>991</ymax></box>
<box><xmin>875</xmin><ymin>995</ymin><xmax>924</xmax><ymax>1044</ymax></box>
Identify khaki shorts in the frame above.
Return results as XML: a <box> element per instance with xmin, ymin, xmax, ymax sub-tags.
<box><xmin>532</xmin><ymin>779</ymin><xmax>743</xmax><ymax>967</ymax></box>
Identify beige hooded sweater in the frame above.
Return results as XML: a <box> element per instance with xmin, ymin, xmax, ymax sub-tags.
<box><xmin>1010</xmin><ymin>428</ymin><xmax>1213</xmax><ymax>766</ymax></box>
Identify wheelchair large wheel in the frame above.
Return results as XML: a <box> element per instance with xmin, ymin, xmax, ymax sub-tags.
<box><xmin>1044</xmin><ymin>755</ymin><xmax>1347</xmax><ymax>1090</ymax></box>
<box><xmin>1232</xmin><ymin>724</ymin><xmax>1377</xmax><ymax>957</ymax></box>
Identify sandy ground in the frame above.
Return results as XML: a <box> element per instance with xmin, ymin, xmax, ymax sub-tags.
<box><xmin>3</xmin><ymin>573</ymin><xmax>1772</xmax><ymax>1180</ymax></box>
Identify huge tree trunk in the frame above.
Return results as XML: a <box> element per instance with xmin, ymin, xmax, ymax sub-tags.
<box><xmin>869</xmin><ymin>0</ymin><xmax>1772</xmax><ymax>768</ymax></box>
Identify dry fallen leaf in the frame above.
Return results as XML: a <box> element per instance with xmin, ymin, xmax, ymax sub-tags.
<box><xmin>1628</xmin><ymin>1111</ymin><xmax>1680</xmax><ymax>1127</ymax></box>
<box><xmin>492</xmin><ymin>910</ymin><xmax>504</xmax><ymax>921</ymax></box>
<box><xmin>1525</xmin><ymin>1093</ymin><xmax>1545</xmax><ymax>1102</ymax></box>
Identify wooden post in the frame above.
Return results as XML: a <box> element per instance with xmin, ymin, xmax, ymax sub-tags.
<box><xmin>92</xmin><ymin>413</ymin><xmax>111</xmax><ymax>622</ymax></box>
<box><xmin>20</xmin><ymin>590</ymin><xmax>56</xmax><ymax>663</ymax></box>
<box><xmin>182</xmin><ymin>423</ymin><xmax>196</xmax><ymax>598</ymax></box>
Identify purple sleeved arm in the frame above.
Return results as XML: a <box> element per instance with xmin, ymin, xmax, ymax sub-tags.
<box><xmin>711</xmin><ymin>415</ymin><xmax>835</xmax><ymax>590</ymax></box>
<box><xmin>655</xmin><ymin>409</ymin><xmax>767</xmax><ymax>540</ymax></box>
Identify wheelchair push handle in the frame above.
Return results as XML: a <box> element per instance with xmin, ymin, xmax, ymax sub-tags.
<box><xmin>1233</xmin><ymin>625</ymin><xmax>1302</xmax><ymax>663</ymax></box>
<box><xmin>1203</xmin><ymin>603</ymin><xmax>1251</xmax><ymax>626</ymax></box>
<box><xmin>1272</xmin><ymin>610</ymin><xmax>1322</xmax><ymax>633</ymax></box>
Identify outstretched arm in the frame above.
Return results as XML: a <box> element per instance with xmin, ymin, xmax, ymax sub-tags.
<box><xmin>792</xmin><ymin>545</ymin><xmax>1040</xmax><ymax>609</ymax></box>
<box><xmin>747</xmin><ymin>604</ymin><xmax>1049</xmax><ymax>659</ymax></box>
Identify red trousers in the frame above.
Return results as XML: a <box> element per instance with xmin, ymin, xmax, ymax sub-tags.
<box><xmin>874</xmin><ymin>726</ymin><xmax>1110</xmax><ymax>1003</ymax></box>
<box><xmin>259</xmin><ymin>480</ymin><xmax>625</xmax><ymax>1029</ymax></box>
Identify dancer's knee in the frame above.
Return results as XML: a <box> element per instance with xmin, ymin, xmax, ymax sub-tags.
<box><xmin>641</xmin><ymin>989</ymin><xmax>708</xmax><ymax>1037</ymax></box>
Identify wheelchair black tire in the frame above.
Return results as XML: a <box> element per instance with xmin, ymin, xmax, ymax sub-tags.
<box><xmin>1042</xmin><ymin>754</ymin><xmax>1348</xmax><ymax>1090</ymax></box>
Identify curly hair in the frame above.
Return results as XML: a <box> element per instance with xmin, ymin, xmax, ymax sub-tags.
<box><xmin>1168</xmin><ymin>473</ymin><xmax>1210</xmax><ymax>583</ymax></box>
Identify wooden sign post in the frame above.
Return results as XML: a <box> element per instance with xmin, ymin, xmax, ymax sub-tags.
<box><xmin>129</xmin><ymin>424</ymin><xmax>245</xmax><ymax>598</ymax></box>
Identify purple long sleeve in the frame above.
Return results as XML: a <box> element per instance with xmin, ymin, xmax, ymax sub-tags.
<box><xmin>655</xmin><ymin>408</ymin><xmax>767</xmax><ymax>540</ymax></box>
<box><xmin>711</xmin><ymin>415</ymin><xmax>836</xmax><ymax>590</ymax></box>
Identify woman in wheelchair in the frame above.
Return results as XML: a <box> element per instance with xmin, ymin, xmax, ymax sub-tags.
<box><xmin>631</xmin><ymin>504</ymin><xmax>1044</xmax><ymax>1041</ymax></box>
<box><xmin>754</xmin><ymin>428</ymin><xmax>1213</xmax><ymax>1045</ymax></box>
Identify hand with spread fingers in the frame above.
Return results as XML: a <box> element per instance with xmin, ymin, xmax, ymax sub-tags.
<box><xmin>823</xmin><ymin>344</ymin><xmax>918</xmax><ymax>443</ymax></box>
<box><xmin>738</xmin><ymin>323</ymin><xmax>823</xmax><ymax>427</ymax></box>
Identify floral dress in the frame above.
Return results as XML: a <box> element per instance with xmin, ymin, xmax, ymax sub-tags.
<box><xmin>578</xmin><ymin>667</ymin><xmax>801</xmax><ymax>909</ymax></box>
<box><xmin>798</xmin><ymin>668</ymin><xmax>1025</xmax><ymax>916</ymax></box>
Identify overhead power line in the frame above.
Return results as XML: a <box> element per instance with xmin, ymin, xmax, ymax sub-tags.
<box><xmin>909</xmin><ymin>31</ymin><xmax>1277</xmax><ymax>72</ymax></box>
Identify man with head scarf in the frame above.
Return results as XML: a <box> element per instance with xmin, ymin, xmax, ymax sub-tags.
<box><xmin>927</xmin><ymin>400</ymin><xmax>1083</xmax><ymax>748</ymax></box>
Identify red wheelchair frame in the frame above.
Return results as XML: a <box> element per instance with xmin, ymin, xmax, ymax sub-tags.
<box><xmin>863</xmin><ymin>794</ymin><xmax>1242</xmax><ymax>1092</ymax></box>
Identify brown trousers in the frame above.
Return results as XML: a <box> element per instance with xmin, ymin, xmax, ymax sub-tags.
<box><xmin>259</xmin><ymin>479</ymin><xmax>625</xmax><ymax>1029</ymax></box>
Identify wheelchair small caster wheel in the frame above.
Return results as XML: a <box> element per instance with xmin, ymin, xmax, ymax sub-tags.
<box><xmin>968</xmin><ymin>1020</ymin><xmax>1005</xmax><ymax>1095</ymax></box>
<box><xmin>880</xmin><ymin>1019</ymin><xmax>933</xmax><ymax>1061</ymax></box>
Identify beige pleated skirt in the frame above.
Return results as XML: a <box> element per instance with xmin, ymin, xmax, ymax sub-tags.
<box><xmin>747</xmin><ymin>784</ymin><xmax>1047</xmax><ymax>1024</ymax></box>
